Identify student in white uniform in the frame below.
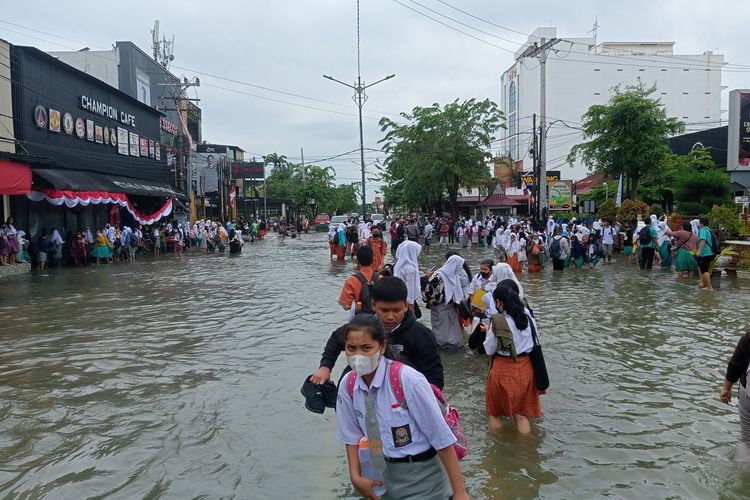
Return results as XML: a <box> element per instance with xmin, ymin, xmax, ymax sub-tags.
<box><xmin>336</xmin><ymin>314</ymin><xmax>469</xmax><ymax>500</ymax></box>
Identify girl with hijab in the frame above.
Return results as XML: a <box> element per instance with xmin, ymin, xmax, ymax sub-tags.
<box><xmin>49</xmin><ymin>229</ymin><xmax>64</xmax><ymax>267</ymax></box>
<box><xmin>667</xmin><ymin>222</ymin><xmax>698</xmax><ymax>278</ymax></box>
<box><xmin>526</xmin><ymin>233</ymin><xmax>544</xmax><ymax>273</ymax></box>
<box><xmin>5</xmin><ymin>217</ymin><xmax>19</xmax><ymax>264</ymax></box>
<box><xmin>16</xmin><ymin>230</ymin><xmax>30</xmax><ymax>263</ymax></box>
<box><xmin>479</xmin><ymin>285</ymin><xmax>543</xmax><ymax>434</ymax></box>
<box><xmin>424</xmin><ymin>254</ymin><xmax>467</xmax><ymax>350</ymax></box>
<box><xmin>657</xmin><ymin>219</ymin><xmax>672</xmax><ymax>268</ymax></box>
<box><xmin>368</xmin><ymin>228</ymin><xmax>388</xmax><ymax>271</ymax></box>
<box><xmin>91</xmin><ymin>230</ymin><xmax>112</xmax><ymax>265</ymax></box>
<box><xmin>327</xmin><ymin>223</ymin><xmax>338</xmax><ymax>260</ymax></box>
<box><xmin>393</xmin><ymin>240</ymin><xmax>421</xmax><ymax>310</ymax></box>
<box><xmin>72</xmin><ymin>232</ymin><xmax>88</xmax><ymax>266</ymax></box>
<box><xmin>505</xmin><ymin>233</ymin><xmax>522</xmax><ymax>274</ymax></box>
<box><xmin>649</xmin><ymin>214</ymin><xmax>662</xmax><ymax>265</ymax></box>
<box><xmin>486</xmin><ymin>263</ymin><xmax>524</xmax><ymax>299</ymax></box>
<box><xmin>335</xmin><ymin>223</ymin><xmax>347</xmax><ymax>261</ymax></box>
<box><xmin>569</xmin><ymin>235</ymin><xmax>584</xmax><ymax>270</ymax></box>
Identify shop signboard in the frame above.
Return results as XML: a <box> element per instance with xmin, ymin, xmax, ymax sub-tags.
<box><xmin>519</xmin><ymin>170</ymin><xmax>561</xmax><ymax>189</ymax></box>
<box><xmin>728</xmin><ymin>90</ymin><xmax>750</xmax><ymax>172</ymax></box>
<box><xmin>11</xmin><ymin>46</ymin><xmax>166</xmax><ymax>183</ymax></box>
<box><xmin>548</xmin><ymin>180</ymin><xmax>573</xmax><ymax>211</ymax></box>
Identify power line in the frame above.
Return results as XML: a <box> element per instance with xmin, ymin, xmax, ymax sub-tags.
<box><xmin>389</xmin><ymin>0</ymin><xmax>516</xmax><ymax>54</ymax></box>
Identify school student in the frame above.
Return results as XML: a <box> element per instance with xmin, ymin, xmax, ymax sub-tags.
<box><xmin>312</xmin><ymin>277</ymin><xmax>444</xmax><ymax>389</ymax></box>
<box><xmin>335</xmin><ymin>314</ymin><xmax>469</xmax><ymax>500</ymax></box>
<box><xmin>339</xmin><ymin>246</ymin><xmax>379</xmax><ymax>318</ymax></box>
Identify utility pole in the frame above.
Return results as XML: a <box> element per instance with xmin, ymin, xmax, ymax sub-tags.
<box><xmin>531</xmin><ymin>113</ymin><xmax>538</xmax><ymax>216</ymax></box>
<box><xmin>324</xmin><ymin>0</ymin><xmax>394</xmax><ymax>220</ymax></box>
<box><xmin>523</xmin><ymin>37</ymin><xmax>560</xmax><ymax>222</ymax></box>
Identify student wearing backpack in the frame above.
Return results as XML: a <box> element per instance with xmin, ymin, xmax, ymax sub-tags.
<box><xmin>719</xmin><ymin>328</ymin><xmax>750</xmax><ymax>462</ymax></box>
<box><xmin>335</xmin><ymin>314</ymin><xmax>469</xmax><ymax>500</ymax></box>
<box><xmin>638</xmin><ymin>219</ymin><xmax>659</xmax><ymax>270</ymax></box>
<box><xmin>549</xmin><ymin>227</ymin><xmax>569</xmax><ymax>271</ymax></box>
<box><xmin>477</xmin><ymin>284</ymin><xmax>543</xmax><ymax>435</ymax></box>
<box><xmin>696</xmin><ymin>216</ymin><xmax>716</xmax><ymax>291</ymax></box>
<box><xmin>339</xmin><ymin>246</ymin><xmax>380</xmax><ymax>318</ymax></box>
<box><xmin>310</xmin><ymin>277</ymin><xmax>444</xmax><ymax>390</ymax></box>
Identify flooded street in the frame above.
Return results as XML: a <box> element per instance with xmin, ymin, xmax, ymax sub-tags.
<box><xmin>1</xmin><ymin>232</ymin><xmax>749</xmax><ymax>499</ymax></box>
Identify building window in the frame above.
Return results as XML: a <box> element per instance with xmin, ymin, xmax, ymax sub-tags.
<box><xmin>594</xmin><ymin>69</ymin><xmax>600</xmax><ymax>72</ymax></box>
<box><xmin>683</xmin><ymin>92</ymin><xmax>689</xmax><ymax>95</ymax></box>
<box><xmin>683</xmin><ymin>68</ymin><xmax>690</xmax><ymax>72</ymax></box>
<box><xmin>661</xmin><ymin>69</ymin><xmax>667</xmax><ymax>72</ymax></box>
<box><xmin>638</xmin><ymin>68</ymin><xmax>645</xmax><ymax>72</ymax></box>
<box><xmin>594</xmin><ymin>92</ymin><xmax>601</xmax><ymax>95</ymax></box>
<box><xmin>617</xmin><ymin>68</ymin><xmax>623</xmax><ymax>72</ymax></box>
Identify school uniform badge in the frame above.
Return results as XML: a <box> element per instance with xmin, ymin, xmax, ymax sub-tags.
<box><xmin>391</xmin><ymin>424</ymin><xmax>413</xmax><ymax>447</ymax></box>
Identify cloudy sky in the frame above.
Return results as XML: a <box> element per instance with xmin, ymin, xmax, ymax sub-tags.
<box><xmin>2</xmin><ymin>0</ymin><xmax>749</xmax><ymax>200</ymax></box>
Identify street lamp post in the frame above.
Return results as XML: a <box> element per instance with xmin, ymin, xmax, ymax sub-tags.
<box><xmin>323</xmin><ymin>74</ymin><xmax>394</xmax><ymax>219</ymax></box>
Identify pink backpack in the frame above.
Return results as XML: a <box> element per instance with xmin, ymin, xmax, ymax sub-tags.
<box><xmin>346</xmin><ymin>361</ymin><xmax>468</xmax><ymax>460</ymax></box>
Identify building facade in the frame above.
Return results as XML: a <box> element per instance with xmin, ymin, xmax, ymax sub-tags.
<box><xmin>0</xmin><ymin>44</ymin><xmax>178</xmax><ymax>244</ymax></box>
<box><xmin>500</xmin><ymin>27</ymin><xmax>725</xmax><ymax>181</ymax></box>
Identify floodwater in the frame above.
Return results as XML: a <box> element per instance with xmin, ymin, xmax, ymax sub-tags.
<box><xmin>1</xmin><ymin>232</ymin><xmax>749</xmax><ymax>499</ymax></box>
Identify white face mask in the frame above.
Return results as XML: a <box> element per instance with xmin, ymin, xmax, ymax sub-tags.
<box><xmin>347</xmin><ymin>352</ymin><xmax>381</xmax><ymax>375</ymax></box>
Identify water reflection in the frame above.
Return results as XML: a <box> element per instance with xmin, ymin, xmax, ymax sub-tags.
<box><xmin>0</xmin><ymin>234</ymin><xmax>748</xmax><ymax>499</ymax></box>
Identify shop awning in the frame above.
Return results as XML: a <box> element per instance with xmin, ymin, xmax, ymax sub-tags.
<box><xmin>32</xmin><ymin>168</ymin><xmax>182</xmax><ymax>198</ymax></box>
<box><xmin>0</xmin><ymin>160</ymin><xmax>32</xmax><ymax>195</ymax></box>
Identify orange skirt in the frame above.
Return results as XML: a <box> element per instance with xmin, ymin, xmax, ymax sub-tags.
<box><xmin>334</xmin><ymin>245</ymin><xmax>346</xmax><ymax>260</ymax></box>
<box><xmin>527</xmin><ymin>262</ymin><xmax>541</xmax><ymax>273</ymax></box>
<box><xmin>508</xmin><ymin>254</ymin><xmax>522</xmax><ymax>274</ymax></box>
<box><xmin>486</xmin><ymin>355</ymin><xmax>542</xmax><ymax>418</ymax></box>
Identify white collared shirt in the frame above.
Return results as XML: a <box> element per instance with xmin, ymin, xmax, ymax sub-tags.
<box><xmin>335</xmin><ymin>357</ymin><xmax>456</xmax><ymax>458</ymax></box>
<box><xmin>483</xmin><ymin>311</ymin><xmax>536</xmax><ymax>356</ymax></box>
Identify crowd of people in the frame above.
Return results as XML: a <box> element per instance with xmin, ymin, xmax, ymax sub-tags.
<box><xmin>311</xmin><ymin>209</ymin><xmax>738</xmax><ymax>497</ymax></box>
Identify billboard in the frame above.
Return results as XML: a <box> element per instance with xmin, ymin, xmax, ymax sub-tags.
<box><xmin>728</xmin><ymin>90</ymin><xmax>750</xmax><ymax>172</ymax></box>
<box><xmin>548</xmin><ymin>180</ymin><xmax>573</xmax><ymax>211</ymax></box>
<box><xmin>231</xmin><ymin>161</ymin><xmax>265</xmax><ymax>179</ymax></box>
<box><xmin>196</xmin><ymin>144</ymin><xmax>228</xmax><ymax>195</ymax></box>
<box><xmin>519</xmin><ymin>170</ymin><xmax>561</xmax><ymax>189</ymax></box>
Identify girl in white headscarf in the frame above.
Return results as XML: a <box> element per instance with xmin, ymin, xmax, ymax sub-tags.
<box><xmin>657</xmin><ymin>219</ymin><xmax>672</xmax><ymax>267</ymax></box>
<box><xmin>649</xmin><ymin>215</ymin><xmax>662</xmax><ymax>264</ymax></box>
<box><xmin>690</xmin><ymin>219</ymin><xmax>700</xmax><ymax>235</ymax></box>
<box><xmin>505</xmin><ymin>233</ymin><xmax>522</xmax><ymax>274</ymax></box>
<box><xmin>327</xmin><ymin>223</ymin><xmax>337</xmax><ymax>259</ymax></box>
<box><xmin>393</xmin><ymin>240</ymin><xmax>422</xmax><ymax>309</ymax></box>
<box><xmin>49</xmin><ymin>229</ymin><xmax>64</xmax><ymax>266</ymax></box>
<box><xmin>424</xmin><ymin>254</ymin><xmax>466</xmax><ymax>350</ymax></box>
<box><xmin>486</xmin><ymin>262</ymin><xmax>525</xmax><ymax>299</ymax></box>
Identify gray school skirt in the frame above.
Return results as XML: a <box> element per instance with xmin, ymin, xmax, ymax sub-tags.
<box><xmin>382</xmin><ymin>455</ymin><xmax>451</xmax><ymax>500</ymax></box>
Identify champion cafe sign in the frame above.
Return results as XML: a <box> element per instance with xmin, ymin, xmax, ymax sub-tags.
<box><xmin>80</xmin><ymin>95</ymin><xmax>136</xmax><ymax>127</ymax></box>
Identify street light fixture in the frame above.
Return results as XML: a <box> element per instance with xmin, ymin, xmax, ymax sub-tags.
<box><xmin>323</xmin><ymin>73</ymin><xmax>395</xmax><ymax>219</ymax></box>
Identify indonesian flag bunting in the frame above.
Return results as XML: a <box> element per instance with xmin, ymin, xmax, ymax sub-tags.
<box><xmin>26</xmin><ymin>189</ymin><xmax>173</xmax><ymax>225</ymax></box>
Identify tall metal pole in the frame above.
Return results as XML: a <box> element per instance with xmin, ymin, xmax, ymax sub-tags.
<box><xmin>539</xmin><ymin>37</ymin><xmax>548</xmax><ymax>222</ymax></box>
<box><xmin>323</xmin><ymin>0</ymin><xmax>393</xmax><ymax>221</ymax></box>
<box><xmin>357</xmin><ymin>76</ymin><xmax>366</xmax><ymax>217</ymax></box>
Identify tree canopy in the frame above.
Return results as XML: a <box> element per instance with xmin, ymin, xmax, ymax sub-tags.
<box><xmin>568</xmin><ymin>84</ymin><xmax>684</xmax><ymax>199</ymax></box>
<box><xmin>262</xmin><ymin>153</ymin><xmax>358</xmax><ymax>217</ymax></box>
<box><xmin>378</xmin><ymin>98</ymin><xmax>505</xmax><ymax>215</ymax></box>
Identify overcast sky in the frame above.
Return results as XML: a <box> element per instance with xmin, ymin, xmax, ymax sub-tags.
<box><xmin>2</xmin><ymin>0</ymin><xmax>749</xmax><ymax>200</ymax></box>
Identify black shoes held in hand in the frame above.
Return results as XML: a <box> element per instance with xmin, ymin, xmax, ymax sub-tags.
<box><xmin>301</xmin><ymin>376</ymin><xmax>338</xmax><ymax>414</ymax></box>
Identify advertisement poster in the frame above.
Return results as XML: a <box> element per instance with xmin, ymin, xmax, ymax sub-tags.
<box><xmin>519</xmin><ymin>170</ymin><xmax>561</xmax><ymax>190</ymax></box>
<box><xmin>49</xmin><ymin>109</ymin><xmax>60</xmax><ymax>133</ymax></box>
<box><xmin>149</xmin><ymin>140</ymin><xmax>155</xmax><ymax>159</ymax></box>
<box><xmin>117</xmin><ymin>127</ymin><xmax>129</xmax><ymax>155</ymax></box>
<box><xmin>548</xmin><ymin>180</ymin><xmax>573</xmax><ymax>211</ymax></box>
<box><xmin>95</xmin><ymin>125</ymin><xmax>103</xmax><ymax>144</ymax></box>
<box><xmin>155</xmin><ymin>142</ymin><xmax>161</xmax><ymax>160</ymax></box>
<box><xmin>86</xmin><ymin>119</ymin><xmax>94</xmax><ymax>141</ymax></box>
<box><xmin>129</xmin><ymin>132</ymin><xmax>139</xmax><ymax>157</ymax></box>
<box><xmin>139</xmin><ymin>137</ymin><xmax>149</xmax><ymax>157</ymax></box>
<box><xmin>739</xmin><ymin>93</ymin><xmax>750</xmax><ymax>168</ymax></box>
<box><xmin>136</xmin><ymin>69</ymin><xmax>151</xmax><ymax>106</ymax></box>
<box><xmin>196</xmin><ymin>144</ymin><xmax>227</xmax><ymax>195</ymax></box>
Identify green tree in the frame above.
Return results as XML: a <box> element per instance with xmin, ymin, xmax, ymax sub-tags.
<box><xmin>596</xmin><ymin>199</ymin><xmax>618</xmax><ymax>222</ymax></box>
<box><xmin>568</xmin><ymin>83</ymin><xmax>684</xmax><ymax>199</ymax></box>
<box><xmin>379</xmin><ymin>98</ymin><xmax>505</xmax><ymax>216</ymax></box>
<box><xmin>292</xmin><ymin>165</ymin><xmax>335</xmax><ymax>217</ymax></box>
<box><xmin>671</xmin><ymin>149</ymin><xmax>732</xmax><ymax>215</ymax></box>
<box><xmin>617</xmin><ymin>199</ymin><xmax>649</xmax><ymax>224</ymax></box>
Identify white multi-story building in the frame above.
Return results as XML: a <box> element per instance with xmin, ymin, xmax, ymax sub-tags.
<box><xmin>500</xmin><ymin>27</ymin><xmax>726</xmax><ymax>181</ymax></box>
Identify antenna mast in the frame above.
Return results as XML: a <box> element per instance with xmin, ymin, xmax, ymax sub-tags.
<box><xmin>150</xmin><ymin>20</ymin><xmax>175</xmax><ymax>68</ymax></box>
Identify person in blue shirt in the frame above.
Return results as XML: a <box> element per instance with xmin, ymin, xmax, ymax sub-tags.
<box><xmin>696</xmin><ymin>216</ymin><xmax>715</xmax><ymax>291</ymax></box>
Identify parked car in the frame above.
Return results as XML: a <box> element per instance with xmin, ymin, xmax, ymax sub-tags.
<box><xmin>314</xmin><ymin>213</ymin><xmax>330</xmax><ymax>225</ymax></box>
<box><xmin>331</xmin><ymin>215</ymin><xmax>349</xmax><ymax>225</ymax></box>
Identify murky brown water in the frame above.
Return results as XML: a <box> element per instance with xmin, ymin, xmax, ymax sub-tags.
<box><xmin>1</xmin><ymin>233</ymin><xmax>749</xmax><ymax>499</ymax></box>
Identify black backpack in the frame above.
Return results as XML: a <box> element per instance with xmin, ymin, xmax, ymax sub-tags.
<box><xmin>354</xmin><ymin>271</ymin><xmax>379</xmax><ymax>313</ymax></box>
<box><xmin>549</xmin><ymin>237</ymin><xmax>562</xmax><ymax>259</ymax></box>
<box><xmin>638</xmin><ymin>226</ymin><xmax>652</xmax><ymax>245</ymax></box>
<box><xmin>708</xmin><ymin>229</ymin><xmax>721</xmax><ymax>255</ymax></box>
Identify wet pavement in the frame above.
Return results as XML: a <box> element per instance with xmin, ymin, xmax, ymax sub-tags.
<box><xmin>1</xmin><ymin>232</ymin><xmax>749</xmax><ymax>499</ymax></box>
